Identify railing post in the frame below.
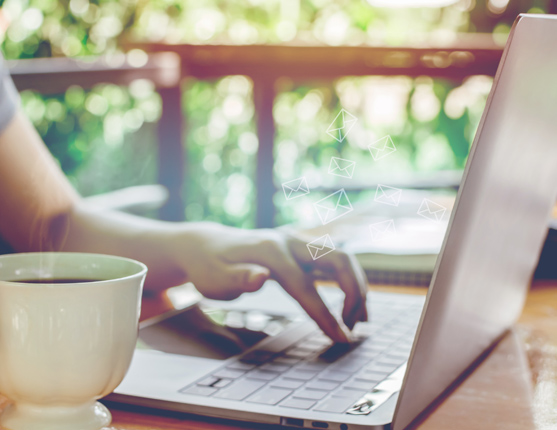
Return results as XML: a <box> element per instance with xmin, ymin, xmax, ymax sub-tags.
<box><xmin>253</xmin><ymin>76</ymin><xmax>277</xmax><ymax>228</ymax></box>
<box><xmin>157</xmin><ymin>85</ymin><xmax>185</xmax><ymax>221</ymax></box>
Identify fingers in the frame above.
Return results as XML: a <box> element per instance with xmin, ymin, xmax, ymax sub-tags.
<box><xmin>218</xmin><ymin>231</ymin><xmax>354</xmax><ymax>342</ymax></box>
<box><xmin>337</xmin><ymin>268</ymin><xmax>365</xmax><ymax>330</ymax></box>
<box><xmin>277</xmin><ymin>270</ymin><xmax>350</xmax><ymax>343</ymax></box>
<box><xmin>262</xmin><ymin>245</ymin><xmax>349</xmax><ymax>343</ymax></box>
<box><xmin>198</xmin><ymin>263</ymin><xmax>270</xmax><ymax>301</ymax></box>
<box><xmin>339</xmin><ymin>254</ymin><xmax>368</xmax><ymax>327</ymax></box>
<box><xmin>239</xmin><ymin>264</ymin><xmax>271</xmax><ymax>292</ymax></box>
<box><xmin>285</xmin><ymin>234</ymin><xmax>368</xmax><ymax>330</ymax></box>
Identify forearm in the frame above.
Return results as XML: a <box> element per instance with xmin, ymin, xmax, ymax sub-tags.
<box><xmin>0</xmin><ymin>111</ymin><xmax>79</xmax><ymax>252</ymax></box>
<box><xmin>59</xmin><ymin>203</ymin><xmax>196</xmax><ymax>290</ymax></box>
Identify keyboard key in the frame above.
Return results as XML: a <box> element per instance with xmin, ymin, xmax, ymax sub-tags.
<box><xmin>305</xmin><ymin>380</ymin><xmax>339</xmax><ymax>391</ymax></box>
<box><xmin>226</xmin><ymin>361</ymin><xmax>257</xmax><ymax>371</ymax></box>
<box><xmin>246</xmin><ymin>370</ymin><xmax>279</xmax><ymax>381</ymax></box>
<box><xmin>286</xmin><ymin>347</ymin><xmax>315</xmax><ymax>359</ymax></box>
<box><xmin>247</xmin><ymin>387</ymin><xmax>292</xmax><ymax>405</ymax></box>
<box><xmin>356</xmin><ymin>370</ymin><xmax>389</xmax><ymax>383</ymax></box>
<box><xmin>280</xmin><ymin>398</ymin><xmax>317</xmax><ymax>410</ymax></box>
<box><xmin>241</xmin><ymin>350</ymin><xmax>276</xmax><ymax>365</ymax></box>
<box><xmin>350</xmin><ymin>349</ymin><xmax>380</xmax><ymax>361</ymax></box>
<box><xmin>368</xmin><ymin>336</ymin><xmax>395</xmax><ymax>347</ymax></box>
<box><xmin>213</xmin><ymin>368</ymin><xmax>246</xmax><ymax>380</ymax></box>
<box><xmin>319</xmin><ymin>343</ymin><xmax>354</xmax><ymax>362</ymax></box>
<box><xmin>331</xmin><ymin>358</ymin><xmax>369</xmax><ymax>374</ymax></box>
<box><xmin>213</xmin><ymin>379</ymin><xmax>266</xmax><ymax>401</ymax></box>
<box><xmin>180</xmin><ymin>385</ymin><xmax>217</xmax><ymax>396</ymax></box>
<box><xmin>343</xmin><ymin>379</ymin><xmax>377</xmax><ymax>392</ymax></box>
<box><xmin>197</xmin><ymin>376</ymin><xmax>219</xmax><ymax>387</ymax></box>
<box><xmin>296</xmin><ymin>362</ymin><xmax>329</xmax><ymax>372</ymax></box>
<box><xmin>313</xmin><ymin>396</ymin><xmax>355</xmax><ymax>413</ymax></box>
<box><xmin>274</xmin><ymin>356</ymin><xmax>301</xmax><ymax>366</ymax></box>
<box><xmin>283</xmin><ymin>369</ymin><xmax>319</xmax><ymax>381</ymax></box>
<box><xmin>271</xmin><ymin>378</ymin><xmax>305</xmax><ymax>390</ymax></box>
<box><xmin>334</xmin><ymin>388</ymin><xmax>367</xmax><ymax>401</ymax></box>
<box><xmin>319</xmin><ymin>370</ymin><xmax>351</xmax><ymax>383</ymax></box>
<box><xmin>360</xmin><ymin>343</ymin><xmax>388</xmax><ymax>353</ymax></box>
<box><xmin>305</xmin><ymin>337</ymin><xmax>333</xmax><ymax>348</ymax></box>
<box><xmin>292</xmin><ymin>388</ymin><xmax>328</xmax><ymax>401</ymax></box>
<box><xmin>385</xmin><ymin>351</ymin><xmax>410</xmax><ymax>361</ymax></box>
<box><xmin>376</xmin><ymin>356</ymin><xmax>406</xmax><ymax>367</ymax></box>
<box><xmin>260</xmin><ymin>363</ymin><xmax>290</xmax><ymax>373</ymax></box>
<box><xmin>213</xmin><ymin>378</ymin><xmax>233</xmax><ymax>388</ymax></box>
<box><xmin>365</xmin><ymin>363</ymin><xmax>398</xmax><ymax>374</ymax></box>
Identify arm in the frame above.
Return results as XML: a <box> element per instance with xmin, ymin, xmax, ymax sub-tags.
<box><xmin>0</xmin><ymin>110</ymin><xmax>368</xmax><ymax>342</ymax></box>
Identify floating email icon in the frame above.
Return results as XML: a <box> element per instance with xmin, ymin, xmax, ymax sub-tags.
<box><xmin>307</xmin><ymin>234</ymin><xmax>336</xmax><ymax>260</ymax></box>
<box><xmin>326</xmin><ymin>109</ymin><xmax>358</xmax><ymax>143</ymax></box>
<box><xmin>314</xmin><ymin>189</ymin><xmax>354</xmax><ymax>225</ymax></box>
<box><xmin>368</xmin><ymin>135</ymin><xmax>396</xmax><ymax>161</ymax></box>
<box><xmin>328</xmin><ymin>157</ymin><xmax>356</xmax><ymax>179</ymax></box>
<box><xmin>374</xmin><ymin>184</ymin><xmax>403</xmax><ymax>207</ymax></box>
<box><xmin>370</xmin><ymin>219</ymin><xmax>397</xmax><ymax>243</ymax></box>
<box><xmin>282</xmin><ymin>177</ymin><xmax>310</xmax><ymax>200</ymax></box>
<box><xmin>417</xmin><ymin>198</ymin><xmax>447</xmax><ymax>222</ymax></box>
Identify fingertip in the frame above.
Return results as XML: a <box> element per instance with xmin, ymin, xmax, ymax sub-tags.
<box><xmin>334</xmin><ymin>323</ymin><xmax>351</xmax><ymax>344</ymax></box>
<box><xmin>246</xmin><ymin>268</ymin><xmax>270</xmax><ymax>292</ymax></box>
<box><xmin>342</xmin><ymin>305</ymin><xmax>358</xmax><ymax>331</ymax></box>
<box><xmin>361</xmin><ymin>306</ymin><xmax>369</xmax><ymax>322</ymax></box>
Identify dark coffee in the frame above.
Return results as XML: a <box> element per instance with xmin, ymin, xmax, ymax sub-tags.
<box><xmin>8</xmin><ymin>278</ymin><xmax>103</xmax><ymax>284</ymax></box>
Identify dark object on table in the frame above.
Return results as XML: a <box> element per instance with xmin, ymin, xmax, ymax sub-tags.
<box><xmin>534</xmin><ymin>225</ymin><xmax>557</xmax><ymax>279</ymax></box>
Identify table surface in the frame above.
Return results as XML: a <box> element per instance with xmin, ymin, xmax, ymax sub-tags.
<box><xmin>2</xmin><ymin>281</ymin><xmax>557</xmax><ymax>430</ymax></box>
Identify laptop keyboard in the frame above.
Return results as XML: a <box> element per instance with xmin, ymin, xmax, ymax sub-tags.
<box><xmin>180</xmin><ymin>295</ymin><xmax>423</xmax><ymax>414</ymax></box>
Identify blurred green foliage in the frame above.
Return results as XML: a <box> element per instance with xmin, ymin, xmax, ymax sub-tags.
<box><xmin>273</xmin><ymin>75</ymin><xmax>492</xmax><ymax>225</ymax></box>
<box><xmin>19</xmin><ymin>81</ymin><xmax>161</xmax><ymax>195</ymax></box>
<box><xmin>0</xmin><ymin>0</ymin><xmax>549</xmax><ymax>225</ymax></box>
<box><xmin>183</xmin><ymin>76</ymin><xmax>258</xmax><ymax>228</ymax></box>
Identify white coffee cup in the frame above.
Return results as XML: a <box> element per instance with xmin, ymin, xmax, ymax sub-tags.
<box><xmin>0</xmin><ymin>252</ymin><xmax>147</xmax><ymax>430</ymax></box>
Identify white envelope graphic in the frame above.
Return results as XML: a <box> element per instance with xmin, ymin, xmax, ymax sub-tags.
<box><xmin>314</xmin><ymin>189</ymin><xmax>354</xmax><ymax>225</ymax></box>
<box><xmin>306</xmin><ymin>234</ymin><xmax>336</xmax><ymax>260</ymax></box>
<box><xmin>368</xmin><ymin>135</ymin><xmax>396</xmax><ymax>161</ymax></box>
<box><xmin>326</xmin><ymin>109</ymin><xmax>358</xmax><ymax>143</ymax></box>
<box><xmin>374</xmin><ymin>184</ymin><xmax>403</xmax><ymax>207</ymax></box>
<box><xmin>417</xmin><ymin>198</ymin><xmax>447</xmax><ymax>222</ymax></box>
<box><xmin>282</xmin><ymin>177</ymin><xmax>310</xmax><ymax>200</ymax></box>
<box><xmin>369</xmin><ymin>219</ymin><xmax>397</xmax><ymax>242</ymax></box>
<box><xmin>328</xmin><ymin>157</ymin><xmax>356</xmax><ymax>179</ymax></box>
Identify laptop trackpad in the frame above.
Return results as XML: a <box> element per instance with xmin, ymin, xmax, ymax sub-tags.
<box><xmin>138</xmin><ymin>305</ymin><xmax>302</xmax><ymax>360</ymax></box>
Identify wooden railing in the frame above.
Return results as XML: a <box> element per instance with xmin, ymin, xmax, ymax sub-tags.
<box><xmin>129</xmin><ymin>36</ymin><xmax>504</xmax><ymax>226</ymax></box>
<box><xmin>9</xmin><ymin>37</ymin><xmax>505</xmax><ymax>226</ymax></box>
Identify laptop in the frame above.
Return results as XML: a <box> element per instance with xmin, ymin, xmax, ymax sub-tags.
<box><xmin>109</xmin><ymin>14</ymin><xmax>557</xmax><ymax>430</ymax></box>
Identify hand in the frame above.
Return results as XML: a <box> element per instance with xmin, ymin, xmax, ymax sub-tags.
<box><xmin>156</xmin><ymin>223</ymin><xmax>368</xmax><ymax>343</ymax></box>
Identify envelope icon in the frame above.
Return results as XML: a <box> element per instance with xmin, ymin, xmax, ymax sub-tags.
<box><xmin>306</xmin><ymin>234</ymin><xmax>336</xmax><ymax>260</ymax></box>
<box><xmin>326</xmin><ymin>109</ymin><xmax>358</xmax><ymax>143</ymax></box>
<box><xmin>328</xmin><ymin>157</ymin><xmax>356</xmax><ymax>179</ymax></box>
<box><xmin>370</xmin><ymin>219</ymin><xmax>397</xmax><ymax>242</ymax></box>
<box><xmin>374</xmin><ymin>184</ymin><xmax>403</xmax><ymax>207</ymax></box>
<box><xmin>282</xmin><ymin>177</ymin><xmax>310</xmax><ymax>200</ymax></box>
<box><xmin>314</xmin><ymin>189</ymin><xmax>354</xmax><ymax>225</ymax></box>
<box><xmin>417</xmin><ymin>198</ymin><xmax>447</xmax><ymax>222</ymax></box>
<box><xmin>368</xmin><ymin>135</ymin><xmax>396</xmax><ymax>161</ymax></box>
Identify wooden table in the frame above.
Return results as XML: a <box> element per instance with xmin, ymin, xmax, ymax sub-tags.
<box><xmin>2</xmin><ymin>281</ymin><xmax>556</xmax><ymax>430</ymax></box>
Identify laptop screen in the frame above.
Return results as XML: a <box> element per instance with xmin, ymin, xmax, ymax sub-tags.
<box><xmin>393</xmin><ymin>14</ymin><xmax>557</xmax><ymax>430</ymax></box>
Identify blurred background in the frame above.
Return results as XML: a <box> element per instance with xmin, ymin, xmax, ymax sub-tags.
<box><xmin>1</xmin><ymin>0</ymin><xmax>553</xmax><ymax>230</ymax></box>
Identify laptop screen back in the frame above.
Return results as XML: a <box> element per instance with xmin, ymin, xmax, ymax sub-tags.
<box><xmin>393</xmin><ymin>14</ymin><xmax>557</xmax><ymax>430</ymax></box>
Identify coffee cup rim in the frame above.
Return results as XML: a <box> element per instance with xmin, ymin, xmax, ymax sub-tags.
<box><xmin>0</xmin><ymin>252</ymin><xmax>148</xmax><ymax>286</ymax></box>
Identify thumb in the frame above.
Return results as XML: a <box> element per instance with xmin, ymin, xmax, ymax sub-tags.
<box><xmin>226</xmin><ymin>264</ymin><xmax>270</xmax><ymax>293</ymax></box>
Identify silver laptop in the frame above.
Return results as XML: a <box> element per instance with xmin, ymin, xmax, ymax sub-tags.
<box><xmin>110</xmin><ymin>14</ymin><xmax>557</xmax><ymax>430</ymax></box>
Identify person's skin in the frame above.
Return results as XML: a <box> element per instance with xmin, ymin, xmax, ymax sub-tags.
<box><xmin>0</xmin><ymin>110</ymin><xmax>369</xmax><ymax>343</ymax></box>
